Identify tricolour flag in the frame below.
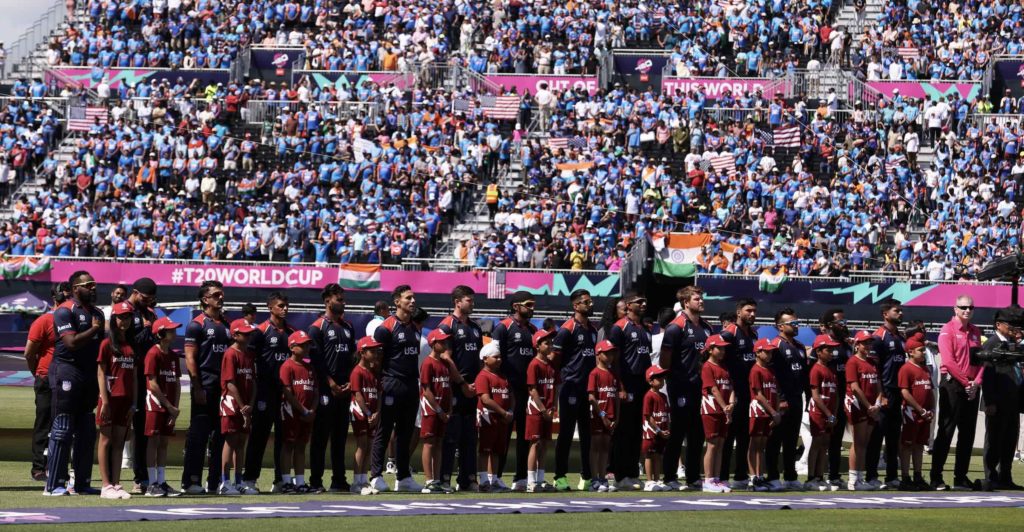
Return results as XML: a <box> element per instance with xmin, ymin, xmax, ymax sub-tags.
<box><xmin>2</xmin><ymin>256</ymin><xmax>52</xmax><ymax>280</ymax></box>
<box><xmin>773</xmin><ymin>124</ymin><xmax>801</xmax><ymax>147</ymax></box>
<box><xmin>67</xmin><ymin>106</ymin><xmax>108</xmax><ymax>131</ymax></box>
<box><xmin>758</xmin><ymin>267</ymin><xmax>788</xmax><ymax>293</ymax></box>
<box><xmin>480</xmin><ymin>95</ymin><xmax>520</xmax><ymax>120</ymax></box>
<box><xmin>652</xmin><ymin>233</ymin><xmax>710</xmax><ymax>278</ymax></box>
<box><xmin>338</xmin><ymin>264</ymin><xmax>381</xmax><ymax>290</ymax></box>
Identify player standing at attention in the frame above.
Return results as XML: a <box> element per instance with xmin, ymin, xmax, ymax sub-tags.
<box><xmin>219</xmin><ymin>319</ymin><xmax>257</xmax><ymax>495</ymax></box>
<box><xmin>748</xmin><ymin>338</ymin><xmax>782</xmax><ymax>492</ymax></box>
<box><xmin>96</xmin><ymin>301</ymin><xmax>137</xmax><ymax>499</ymax></box>
<box><xmin>807</xmin><ymin>335</ymin><xmax>839</xmax><ymax>491</ymax></box>
<box><xmin>278</xmin><ymin>331</ymin><xmax>318</xmax><ymax>493</ymax></box>
<box><xmin>143</xmin><ymin>317</ymin><xmax>182</xmax><ymax>497</ymax></box>
<box><xmin>475</xmin><ymin>341</ymin><xmax>514</xmax><ymax>491</ymax></box>
<box><xmin>899</xmin><ymin>336</ymin><xmax>934</xmax><ymax>490</ymax></box>
<box><xmin>642</xmin><ymin>365</ymin><xmax>672</xmax><ymax>491</ymax></box>
<box><xmin>350</xmin><ymin>337</ymin><xmax>382</xmax><ymax>495</ymax></box>
<box><xmin>526</xmin><ymin>329</ymin><xmax>559</xmax><ymax>492</ymax></box>
<box><xmin>720</xmin><ymin>299</ymin><xmax>758</xmax><ymax>489</ymax></box>
<box><xmin>846</xmin><ymin>331</ymin><xmax>882</xmax><ymax>491</ymax></box>
<box><xmin>490</xmin><ymin>291</ymin><xmax>538</xmax><ymax>491</ymax></box>
<box><xmin>587</xmin><ymin>340</ymin><xmax>622</xmax><ymax>492</ymax></box>
<box><xmin>768</xmin><ymin>308</ymin><xmax>808</xmax><ymax>491</ymax></box>
<box><xmin>607</xmin><ymin>293</ymin><xmax>653</xmax><ymax>491</ymax></box>
<box><xmin>701</xmin><ymin>334</ymin><xmax>735</xmax><ymax>493</ymax></box>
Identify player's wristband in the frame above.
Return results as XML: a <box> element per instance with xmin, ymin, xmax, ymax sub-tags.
<box><xmin>599</xmin><ymin>411</ymin><xmax>607</xmax><ymax>418</ymax></box>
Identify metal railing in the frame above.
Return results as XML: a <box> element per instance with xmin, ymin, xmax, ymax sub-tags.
<box><xmin>969</xmin><ymin>113</ymin><xmax>1023</xmax><ymax>128</ymax></box>
<box><xmin>231</xmin><ymin>45</ymin><xmax>251</xmax><ymax>82</ymax></box>
<box><xmin>0</xmin><ymin>96</ymin><xmax>69</xmax><ymax>117</ymax></box>
<box><xmin>244</xmin><ymin>99</ymin><xmax>381</xmax><ymax>126</ymax></box>
<box><xmin>4</xmin><ymin>0</ymin><xmax>67</xmax><ymax>81</ymax></box>
<box><xmin>619</xmin><ymin>236</ymin><xmax>650</xmax><ymax>295</ymax></box>
<box><xmin>43</xmin><ymin>67</ymin><xmax>101</xmax><ymax>102</ymax></box>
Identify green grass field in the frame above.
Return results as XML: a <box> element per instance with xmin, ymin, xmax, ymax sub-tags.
<box><xmin>1</xmin><ymin>385</ymin><xmax>1022</xmax><ymax>529</ymax></box>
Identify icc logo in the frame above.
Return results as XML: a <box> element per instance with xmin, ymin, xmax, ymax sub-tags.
<box><xmin>272</xmin><ymin>53</ymin><xmax>290</xmax><ymax>68</ymax></box>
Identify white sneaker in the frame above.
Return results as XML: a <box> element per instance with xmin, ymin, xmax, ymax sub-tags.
<box><xmin>784</xmin><ymin>480</ymin><xmax>806</xmax><ymax>491</ymax></box>
<box><xmin>100</xmin><ymin>486</ymin><xmax>120</xmax><ymax>499</ymax></box>
<box><xmin>766</xmin><ymin>479</ymin><xmax>785</xmax><ymax>492</ymax></box>
<box><xmin>664</xmin><ymin>480</ymin><xmax>682</xmax><ymax>491</ymax></box>
<box><xmin>643</xmin><ymin>480</ymin><xmax>658</xmax><ymax>492</ymax></box>
<box><xmin>369</xmin><ymin>476</ymin><xmax>389</xmax><ymax>494</ymax></box>
<box><xmin>702</xmin><ymin>480</ymin><xmax>726</xmax><ymax>493</ymax></box>
<box><xmin>618</xmin><ymin>477</ymin><xmax>641</xmax><ymax>491</ymax></box>
<box><xmin>360</xmin><ymin>483</ymin><xmax>375</xmax><ymax>496</ymax></box>
<box><xmin>827</xmin><ymin>479</ymin><xmax>842</xmax><ymax>492</ymax></box>
<box><xmin>114</xmin><ymin>485</ymin><xmax>131</xmax><ymax>500</ymax></box>
<box><xmin>597</xmin><ymin>481</ymin><xmax>609</xmax><ymax>493</ymax></box>
<box><xmin>218</xmin><ymin>483</ymin><xmax>240</xmax><ymax>496</ymax></box>
<box><xmin>395</xmin><ymin>477</ymin><xmax>423</xmax><ymax>492</ymax></box>
<box><xmin>605</xmin><ymin>481</ymin><xmax>619</xmax><ymax>493</ymax></box>
<box><xmin>492</xmin><ymin>478</ymin><xmax>510</xmax><ymax>492</ymax></box>
<box><xmin>729</xmin><ymin>479</ymin><xmax>749</xmax><ymax>490</ymax></box>
<box><xmin>511</xmin><ymin>479</ymin><xmax>527</xmax><ymax>492</ymax></box>
<box><xmin>526</xmin><ymin>483</ymin><xmax>541</xmax><ymax>493</ymax></box>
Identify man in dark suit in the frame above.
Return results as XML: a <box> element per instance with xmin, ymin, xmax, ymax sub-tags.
<box><xmin>981</xmin><ymin>307</ymin><xmax>1024</xmax><ymax>490</ymax></box>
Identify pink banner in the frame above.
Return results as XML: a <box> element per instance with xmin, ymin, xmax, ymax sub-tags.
<box><xmin>661</xmin><ymin>78</ymin><xmax>790</xmax><ymax>99</ymax></box>
<box><xmin>903</xmin><ymin>284</ymin><xmax>1020</xmax><ymax>309</ymax></box>
<box><xmin>863</xmin><ymin>81</ymin><xmax>983</xmax><ymax>103</ymax></box>
<box><xmin>45</xmin><ymin>261</ymin><xmax>336</xmax><ymax>290</ymax></box>
<box><xmin>485</xmin><ymin>75</ymin><xmax>599</xmax><ymax>96</ymax></box>
<box><xmin>379</xmin><ymin>270</ymin><xmax>489</xmax><ymax>293</ymax></box>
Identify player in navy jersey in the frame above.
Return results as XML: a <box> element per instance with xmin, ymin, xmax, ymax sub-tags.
<box><xmin>243</xmin><ymin>292</ymin><xmax>296</xmax><ymax>493</ymax></box>
<box><xmin>766</xmin><ymin>308</ymin><xmax>808</xmax><ymax>491</ymax></box>
<box><xmin>369</xmin><ymin>285</ymin><xmax>425</xmax><ymax>494</ymax></box>
<box><xmin>307</xmin><ymin>283</ymin><xmax>357</xmax><ymax>493</ymax></box>
<box><xmin>552</xmin><ymin>289</ymin><xmax>599</xmax><ymax>491</ymax></box>
<box><xmin>719</xmin><ymin>298</ymin><xmax>758</xmax><ymax>489</ymax></box>
<box><xmin>182</xmin><ymin>280</ymin><xmax>231</xmax><ymax>494</ymax></box>
<box><xmin>490</xmin><ymin>291</ymin><xmax>538</xmax><ymax>491</ymax></box>
<box><xmin>45</xmin><ymin>271</ymin><xmax>104</xmax><ymax>496</ymax></box>
<box><xmin>660</xmin><ymin>286</ymin><xmax>713</xmax><ymax>490</ymax></box>
<box><xmin>821</xmin><ymin>308</ymin><xmax>853</xmax><ymax>491</ymax></box>
<box><xmin>868</xmin><ymin>299</ymin><xmax>907</xmax><ymax>489</ymax></box>
<box><xmin>124</xmin><ymin>277</ymin><xmax>158</xmax><ymax>493</ymax></box>
<box><xmin>437</xmin><ymin>285</ymin><xmax>484</xmax><ymax>492</ymax></box>
<box><xmin>607</xmin><ymin>292</ymin><xmax>653</xmax><ymax>490</ymax></box>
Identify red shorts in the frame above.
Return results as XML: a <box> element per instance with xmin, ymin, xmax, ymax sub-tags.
<box><xmin>702</xmin><ymin>414</ymin><xmax>728</xmax><ymax>439</ymax></box>
<box><xmin>420</xmin><ymin>414</ymin><xmax>446</xmax><ymax>439</ymax></box>
<box><xmin>478</xmin><ymin>423</ymin><xmax>509</xmax><ymax>454</ymax></box>
<box><xmin>525</xmin><ymin>414</ymin><xmax>552</xmax><ymax>442</ymax></box>
<box><xmin>590</xmin><ymin>416</ymin><xmax>615</xmax><ymax>435</ymax></box>
<box><xmin>844</xmin><ymin>396</ymin><xmax>870</xmax><ymax>425</ymax></box>
<box><xmin>221</xmin><ymin>414</ymin><xmax>249</xmax><ymax>434</ymax></box>
<box><xmin>97</xmin><ymin>396</ymin><xmax>133</xmax><ymax>427</ymax></box>
<box><xmin>145</xmin><ymin>410</ymin><xmax>176</xmax><ymax>436</ymax></box>
<box><xmin>900</xmin><ymin>419</ymin><xmax>930</xmax><ymax>446</ymax></box>
<box><xmin>749</xmin><ymin>416</ymin><xmax>772</xmax><ymax>437</ymax></box>
<box><xmin>641</xmin><ymin>437</ymin><xmax>666</xmax><ymax>455</ymax></box>
<box><xmin>809</xmin><ymin>413</ymin><xmax>832</xmax><ymax>437</ymax></box>
<box><xmin>282</xmin><ymin>415</ymin><xmax>313</xmax><ymax>443</ymax></box>
<box><xmin>351</xmin><ymin>418</ymin><xmax>371</xmax><ymax>437</ymax></box>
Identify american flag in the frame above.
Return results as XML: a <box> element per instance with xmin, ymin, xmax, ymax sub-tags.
<box><xmin>716</xmin><ymin>0</ymin><xmax>746</xmax><ymax>11</ymax></box>
<box><xmin>897</xmin><ymin>47</ymin><xmax>920</xmax><ymax>60</ymax></box>
<box><xmin>885</xmin><ymin>154</ymin><xmax>906</xmax><ymax>173</ymax></box>
<box><xmin>452</xmin><ymin>98</ymin><xmax>474</xmax><ymax>113</ymax></box>
<box><xmin>480</xmin><ymin>95</ymin><xmax>520</xmax><ymax>120</ymax></box>
<box><xmin>548</xmin><ymin>136</ymin><xmax>588</xmax><ymax>150</ymax></box>
<box><xmin>707</xmin><ymin>153</ymin><xmax>737</xmax><ymax>177</ymax></box>
<box><xmin>773</xmin><ymin>124</ymin><xmax>801</xmax><ymax>147</ymax></box>
<box><xmin>486</xmin><ymin>270</ymin><xmax>506</xmax><ymax>299</ymax></box>
<box><xmin>755</xmin><ymin>128</ymin><xmax>773</xmax><ymax>145</ymax></box>
<box><xmin>67</xmin><ymin>106</ymin><xmax>108</xmax><ymax>131</ymax></box>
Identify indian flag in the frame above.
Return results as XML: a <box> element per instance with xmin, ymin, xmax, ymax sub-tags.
<box><xmin>2</xmin><ymin>256</ymin><xmax>52</xmax><ymax>280</ymax></box>
<box><xmin>758</xmin><ymin>267</ymin><xmax>788</xmax><ymax>293</ymax></box>
<box><xmin>652</xmin><ymin>233</ymin><xmax>735</xmax><ymax>277</ymax></box>
<box><xmin>338</xmin><ymin>264</ymin><xmax>381</xmax><ymax>290</ymax></box>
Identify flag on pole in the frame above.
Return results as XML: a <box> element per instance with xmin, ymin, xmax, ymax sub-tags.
<box><xmin>707</xmin><ymin>152</ymin><xmax>737</xmax><ymax>177</ymax></box>
<box><xmin>480</xmin><ymin>95</ymin><xmax>520</xmax><ymax>120</ymax></box>
<box><xmin>67</xmin><ymin>106</ymin><xmax>108</xmax><ymax>131</ymax></box>
<box><xmin>452</xmin><ymin>98</ymin><xmax>474</xmax><ymax>113</ymax></box>
<box><xmin>772</xmin><ymin>124</ymin><xmax>801</xmax><ymax>147</ymax></box>
<box><xmin>758</xmin><ymin>267</ymin><xmax>788</xmax><ymax>293</ymax></box>
<box><xmin>487</xmin><ymin>270</ymin><xmax>506</xmax><ymax>299</ymax></box>
<box><xmin>337</xmin><ymin>264</ymin><xmax>381</xmax><ymax>290</ymax></box>
<box><xmin>755</xmin><ymin>128</ymin><xmax>773</xmax><ymax>145</ymax></box>
<box><xmin>1</xmin><ymin>256</ymin><xmax>52</xmax><ymax>280</ymax></box>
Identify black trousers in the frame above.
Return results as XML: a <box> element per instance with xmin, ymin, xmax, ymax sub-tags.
<box><xmin>497</xmin><ymin>383</ymin><xmax>529</xmax><ymax>482</ymax></box>
<box><xmin>721</xmin><ymin>396</ymin><xmax>750</xmax><ymax>481</ymax></box>
<box><xmin>441</xmin><ymin>393</ymin><xmax>478</xmax><ymax>486</ymax></box>
<box><xmin>243</xmin><ymin>389</ymin><xmax>283</xmax><ymax>484</ymax></box>
<box><xmin>867</xmin><ymin>387</ymin><xmax>903</xmax><ymax>482</ymax></box>
<box><xmin>182</xmin><ymin>385</ymin><xmax>224</xmax><ymax>491</ymax></box>
<box><xmin>930</xmin><ymin>378</ymin><xmax>979</xmax><ymax>483</ymax></box>
<box><xmin>983</xmin><ymin>408</ymin><xmax>1020</xmax><ymax>484</ymax></box>
<box><xmin>131</xmin><ymin>375</ymin><xmax>148</xmax><ymax>484</ymax></box>
<box><xmin>310</xmin><ymin>392</ymin><xmax>350</xmax><ymax>488</ymax></box>
<box><xmin>612</xmin><ymin>385</ymin><xmax>644</xmax><ymax>481</ymax></box>
<box><xmin>827</xmin><ymin>407</ymin><xmax>848</xmax><ymax>481</ymax></box>
<box><xmin>767</xmin><ymin>395</ymin><xmax>803</xmax><ymax>482</ymax></box>
<box><xmin>554</xmin><ymin>384</ymin><xmax>592</xmax><ymax>480</ymax></box>
<box><xmin>663</xmin><ymin>387</ymin><xmax>704</xmax><ymax>485</ymax></box>
<box><xmin>32</xmin><ymin>375</ymin><xmax>52</xmax><ymax>473</ymax></box>
<box><xmin>370</xmin><ymin>380</ymin><xmax>417</xmax><ymax>480</ymax></box>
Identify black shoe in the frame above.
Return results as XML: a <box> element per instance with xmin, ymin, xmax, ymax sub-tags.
<box><xmin>996</xmin><ymin>481</ymin><xmax>1024</xmax><ymax>491</ymax></box>
<box><xmin>307</xmin><ymin>484</ymin><xmax>327</xmax><ymax>494</ymax></box>
<box><xmin>278</xmin><ymin>483</ymin><xmax>297</xmax><ymax>494</ymax></box>
<box><xmin>31</xmin><ymin>470</ymin><xmax>47</xmax><ymax>482</ymax></box>
<box><xmin>978</xmin><ymin>479</ymin><xmax>995</xmax><ymax>492</ymax></box>
<box><xmin>931</xmin><ymin>479</ymin><xmax>949</xmax><ymax>491</ymax></box>
<box><xmin>333</xmin><ymin>479</ymin><xmax>351</xmax><ymax>492</ymax></box>
<box><xmin>901</xmin><ymin>477</ymin><xmax>918</xmax><ymax>491</ymax></box>
<box><xmin>951</xmin><ymin>478</ymin><xmax>975</xmax><ymax>491</ymax></box>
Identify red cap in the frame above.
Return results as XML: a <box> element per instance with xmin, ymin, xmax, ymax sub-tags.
<box><xmin>357</xmin><ymin>336</ymin><xmax>382</xmax><ymax>351</ymax></box>
<box><xmin>288</xmin><ymin>330</ymin><xmax>312</xmax><ymax>347</ymax></box>
<box><xmin>230</xmin><ymin>319</ymin><xmax>255</xmax><ymax>334</ymax></box>
<box><xmin>702</xmin><ymin>334</ymin><xmax>729</xmax><ymax>353</ymax></box>
<box><xmin>532</xmin><ymin>328</ymin><xmax>556</xmax><ymax>348</ymax></box>
<box><xmin>905</xmin><ymin>337</ymin><xmax>926</xmax><ymax>352</ymax></box>
<box><xmin>427</xmin><ymin>328</ymin><xmax>450</xmax><ymax>345</ymax></box>
<box><xmin>150</xmin><ymin>316</ymin><xmax>182</xmax><ymax>335</ymax></box>
<box><xmin>111</xmin><ymin>301</ymin><xmax>134</xmax><ymax>316</ymax></box>
<box><xmin>853</xmin><ymin>330</ymin><xmax>874</xmax><ymax>343</ymax></box>
<box><xmin>813</xmin><ymin>334</ymin><xmax>840</xmax><ymax>349</ymax></box>
<box><xmin>754</xmin><ymin>338</ymin><xmax>778</xmax><ymax>352</ymax></box>
<box><xmin>595</xmin><ymin>339</ymin><xmax>617</xmax><ymax>354</ymax></box>
<box><xmin>646</xmin><ymin>365</ymin><xmax>669</xmax><ymax>381</ymax></box>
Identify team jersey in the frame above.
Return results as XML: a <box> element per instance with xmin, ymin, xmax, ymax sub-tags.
<box><xmin>491</xmin><ymin>316</ymin><xmax>537</xmax><ymax>388</ymax></box>
<box><xmin>144</xmin><ymin>345</ymin><xmax>180</xmax><ymax>412</ymax></box>
<box><xmin>438</xmin><ymin>314</ymin><xmax>483</xmax><ymax>382</ymax></box>
<box><xmin>721</xmin><ymin>322</ymin><xmax>758</xmax><ymax>399</ymax></box>
<box><xmin>279</xmin><ymin>358</ymin><xmax>317</xmax><ymax>417</ymax></box>
<box><xmin>97</xmin><ymin>338</ymin><xmax>136</xmax><ymax>397</ymax></box>
<box><xmin>661</xmin><ymin>313</ymin><xmax>714</xmax><ymax>391</ymax></box>
<box><xmin>253</xmin><ymin>320</ymin><xmax>296</xmax><ymax>389</ymax></box>
<box><xmin>475</xmin><ymin>369</ymin><xmax>512</xmax><ymax>426</ymax></box>
<box><xmin>808</xmin><ymin>363</ymin><xmax>838</xmax><ymax>416</ymax></box>
<box><xmin>552</xmin><ymin>317</ymin><xmax>598</xmax><ymax>387</ymax></box>
<box><xmin>872</xmin><ymin>326</ymin><xmax>906</xmax><ymax>389</ymax></box>
<box><xmin>127</xmin><ymin>305</ymin><xmax>157</xmax><ymax>363</ymax></box>
<box><xmin>349</xmin><ymin>364</ymin><xmax>379</xmax><ymax>420</ymax></box>
<box><xmin>642</xmin><ymin>389</ymin><xmax>670</xmax><ymax>439</ymax></box>
<box><xmin>701</xmin><ymin>361</ymin><xmax>733</xmax><ymax>415</ymax></box>
<box><xmin>220</xmin><ymin>346</ymin><xmax>255</xmax><ymax>416</ymax></box>
<box><xmin>772</xmin><ymin>337</ymin><xmax>808</xmax><ymax>402</ymax></box>
<box><xmin>53</xmin><ymin>299</ymin><xmax>105</xmax><ymax>369</ymax></box>
<box><xmin>845</xmin><ymin>355</ymin><xmax>880</xmax><ymax>411</ymax></box>
<box><xmin>526</xmin><ymin>357</ymin><xmax>559</xmax><ymax>414</ymax></box>
<box><xmin>608</xmin><ymin>317</ymin><xmax>653</xmax><ymax>390</ymax></box>
<box><xmin>748</xmin><ymin>364</ymin><xmax>779</xmax><ymax>418</ymax></box>
<box><xmin>184</xmin><ymin>313</ymin><xmax>230</xmax><ymax>389</ymax></box>
<box><xmin>307</xmin><ymin>314</ymin><xmax>357</xmax><ymax>390</ymax></box>
<box><xmin>420</xmin><ymin>356</ymin><xmax>452</xmax><ymax>417</ymax></box>
<box><xmin>898</xmin><ymin>362</ymin><xmax>934</xmax><ymax>421</ymax></box>
<box><xmin>27</xmin><ymin>313</ymin><xmax>56</xmax><ymax>378</ymax></box>
<box><xmin>828</xmin><ymin>339</ymin><xmax>852</xmax><ymax>394</ymax></box>
<box><xmin>587</xmin><ymin>366</ymin><xmax>621</xmax><ymax>421</ymax></box>
<box><xmin>374</xmin><ymin>315</ymin><xmax>422</xmax><ymax>385</ymax></box>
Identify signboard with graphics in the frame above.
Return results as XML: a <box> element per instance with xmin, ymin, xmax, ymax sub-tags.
<box><xmin>992</xmin><ymin>59</ymin><xmax>1024</xmax><ymax>100</ymax></box>
<box><xmin>484</xmin><ymin>74</ymin><xmax>599</xmax><ymax>95</ymax></box>
<box><xmin>297</xmin><ymin>70</ymin><xmax>415</xmax><ymax>91</ymax></box>
<box><xmin>864</xmin><ymin>81</ymin><xmax>983</xmax><ymax>102</ymax></box>
<box><xmin>661</xmin><ymin>77</ymin><xmax>790</xmax><ymax>100</ymax></box>
<box><xmin>47</xmin><ymin>68</ymin><xmax>231</xmax><ymax>90</ymax></box>
<box><xmin>612</xmin><ymin>51</ymin><xmax>671</xmax><ymax>91</ymax></box>
<box><xmin>250</xmin><ymin>48</ymin><xmax>303</xmax><ymax>84</ymax></box>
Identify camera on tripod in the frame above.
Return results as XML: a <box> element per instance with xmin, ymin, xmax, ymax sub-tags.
<box><xmin>977</xmin><ymin>307</ymin><xmax>1024</xmax><ymax>364</ymax></box>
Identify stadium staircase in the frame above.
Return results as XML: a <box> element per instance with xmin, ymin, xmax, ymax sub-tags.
<box><xmin>6</xmin><ymin>1</ymin><xmax>89</xmax><ymax>83</ymax></box>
